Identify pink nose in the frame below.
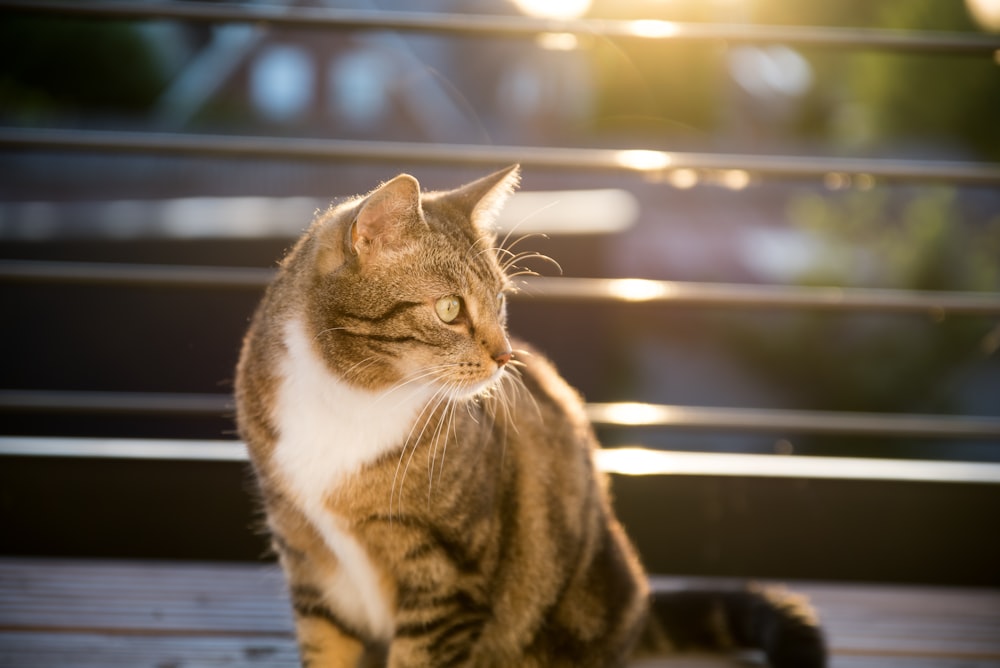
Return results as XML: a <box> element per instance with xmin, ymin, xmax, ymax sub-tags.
<box><xmin>493</xmin><ymin>350</ymin><xmax>513</xmax><ymax>367</ymax></box>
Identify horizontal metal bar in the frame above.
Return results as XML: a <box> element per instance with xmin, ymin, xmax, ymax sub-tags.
<box><xmin>0</xmin><ymin>390</ymin><xmax>232</xmax><ymax>415</ymax></box>
<box><xmin>3</xmin><ymin>390</ymin><xmax>999</xmax><ymax>439</ymax></box>
<box><xmin>593</xmin><ymin>447</ymin><xmax>1000</xmax><ymax>483</ymax></box>
<box><xmin>0</xmin><ymin>260</ymin><xmax>275</xmax><ymax>289</ymax></box>
<box><xmin>2</xmin><ymin>128</ymin><xmax>999</xmax><ymax>185</ymax></box>
<box><xmin>0</xmin><ymin>436</ymin><xmax>247</xmax><ymax>462</ymax></box>
<box><xmin>522</xmin><ymin>276</ymin><xmax>1000</xmax><ymax>315</ymax></box>
<box><xmin>4</xmin><ymin>1</ymin><xmax>999</xmax><ymax>55</ymax></box>
<box><xmin>3</xmin><ymin>437</ymin><xmax>1000</xmax><ymax>483</ymax></box>
<box><xmin>4</xmin><ymin>260</ymin><xmax>1000</xmax><ymax>316</ymax></box>
<box><xmin>585</xmin><ymin>403</ymin><xmax>1000</xmax><ymax>440</ymax></box>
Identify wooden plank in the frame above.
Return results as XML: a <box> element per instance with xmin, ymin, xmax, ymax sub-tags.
<box><xmin>0</xmin><ymin>558</ymin><xmax>293</xmax><ymax>635</ymax></box>
<box><xmin>2</xmin><ymin>558</ymin><xmax>999</xmax><ymax>667</ymax></box>
<box><xmin>0</xmin><ymin>631</ymin><xmax>300</xmax><ymax>668</ymax></box>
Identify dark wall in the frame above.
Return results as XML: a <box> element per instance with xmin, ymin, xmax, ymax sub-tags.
<box><xmin>2</xmin><ymin>453</ymin><xmax>997</xmax><ymax>588</ymax></box>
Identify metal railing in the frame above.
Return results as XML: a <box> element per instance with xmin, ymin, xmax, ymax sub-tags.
<box><xmin>3</xmin><ymin>128</ymin><xmax>1000</xmax><ymax>185</ymax></box>
<box><xmin>3</xmin><ymin>389</ymin><xmax>1000</xmax><ymax>440</ymax></box>
<box><xmin>4</xmin><ymin>0</ymin><xmax>1000</xmax><ymax>55</ymax></box>
<box><xmin>4</xmin><ymin>259</ymin><xmax>1000</xmax><ymax>316</ymax></box>
<box><xmin>2</xmin><ymin>2</ymin><xmax>999</xmax><ymax>450</ymax></box>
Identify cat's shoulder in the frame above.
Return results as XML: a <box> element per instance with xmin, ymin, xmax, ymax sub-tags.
<box><xmin>510</xmin><ymin>339</ymin><xmax>588</xmax><ymax>417</ymax></box>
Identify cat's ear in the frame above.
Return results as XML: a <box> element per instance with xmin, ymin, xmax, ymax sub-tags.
<box><xmin>448</xmin><ymin>164</ymin><xmax>520</xmax><ymax>233</ymax></box>
<box><xmin>351</xmin><ymin>173</ymin><xmax>424</xmax><ymax>258</ymax></box>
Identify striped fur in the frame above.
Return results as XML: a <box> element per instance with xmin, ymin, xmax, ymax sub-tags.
<box><xmin>235</xmin><ymin>166</ymin><xmax>826</xmax><ymax>667</ymax></box>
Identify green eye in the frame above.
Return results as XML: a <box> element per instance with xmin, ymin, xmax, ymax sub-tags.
<box><xmin>435</xmin><ymin>295</ymin><xmax>462</xmax><ymax>323</ymax></box>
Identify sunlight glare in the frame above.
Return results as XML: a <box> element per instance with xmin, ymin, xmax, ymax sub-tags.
<box><xmin>511</xmin><ymin>0</ymin><xmax>592</xmax><ymax>20</ymax></box>
<box><xmin>607</xmin><ymin>278</ymin><xmax>672</xmax><ymax>302</ymax></box>
<box><xmin>667</xmin><ymin>168</ymin><xmax>699</xmax><ymax>189</ymax></box>
<box><xmin>627</xmin><ymin>19</ymin><xmax>680</xmax><ymax>39</ymax></box>
<box><xmin>967</xmin><ymin>0</ymin><xmax>1000</xmax><ymax>31</ymax></box>
<box><xmin>599</xmin><ymin>402</ymin><xmax>670</xmax><ymax>426</ymax></box>
<box><xmin>614</xmin><ymin>149</ymin><xmax>672</xmax><ymax>172</ymax></box>
<box><xmin>595</xmin><ymin>447</ymin><xmax>671</xmax><ymax>476</ymax></box>
<box><xmin>536</xmin><ymin>32</ymin><xmax>580</xmax><ymax>50</ymax></box>
<box><xmin>720</xmin><ymin>169</ymin><xmax>751</xmax><ymax>190</ymax></box>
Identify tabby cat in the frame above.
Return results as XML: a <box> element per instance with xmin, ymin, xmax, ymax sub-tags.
<box><xmin>235</xmin><ymin>166</ymin><xmax>826</xmax><ymax>667</ymax></box>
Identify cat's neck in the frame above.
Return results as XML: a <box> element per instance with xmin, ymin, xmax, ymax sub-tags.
<box><xmin>272</xmin><ymin>317</ymin><xmax>435</xmax><ymax>507</ymax></box>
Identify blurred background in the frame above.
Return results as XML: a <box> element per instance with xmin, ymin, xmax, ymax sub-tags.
<box><xmin>2</xmin><ymin>0</ymin><xmax>1000</xmax><ymax>463</ymax></box>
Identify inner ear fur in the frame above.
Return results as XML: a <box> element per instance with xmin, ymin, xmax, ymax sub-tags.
<box><xmin>351</xmin><ymin>174</ymin><xmax>424</xmax><ymax>257</ymax></box>
<box><xmin>313</xmin><ymin>173</ymin><xmax>425</xmax><ymax>275</ymax></box>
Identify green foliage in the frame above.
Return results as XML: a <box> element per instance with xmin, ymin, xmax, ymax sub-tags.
<box><xmin>790</xmin><ymin>187</ymin><xmax>1000</xmax><ymax>291</ymax></box>
<box><xmin>588</xmin><ymin>0</ymin><xmax>1000</xmax><ymax>159</ymax></box>
<box><xmin>730</xmin><ymin>188</ymin><xmax>999</xmax><ymax>443</ymax></box>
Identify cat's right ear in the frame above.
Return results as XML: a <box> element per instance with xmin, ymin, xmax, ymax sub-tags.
<box><xmin>350</xmin><ymin>174</ymin><xmax>424</xmax><ymax>261</ymax></box>
<box><xmin>314</xmin><ymin>174</ymin><xmax>423</xmax><ymax>274</ymax></box>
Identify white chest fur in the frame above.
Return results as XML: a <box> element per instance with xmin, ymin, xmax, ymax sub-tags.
<box><xmin>272</xmin><ymin>318</ymin><xmax>433</xmax><ymax>640</ymax></box>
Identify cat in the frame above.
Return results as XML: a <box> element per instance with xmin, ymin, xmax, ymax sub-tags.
<box><xmin>235</xmin><ymin>165</ymin><xmax>826</xmax><ymax>668</ymax></box>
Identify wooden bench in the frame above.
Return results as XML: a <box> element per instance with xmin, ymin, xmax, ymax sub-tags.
<box><xmin>2</xmin><ymin>557</ymin><xmax>998</xmax><ymax>667</ymax></box>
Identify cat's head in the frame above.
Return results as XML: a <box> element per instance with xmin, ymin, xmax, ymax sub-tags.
<box><xmin>293</xmin><ymin>165</ymin><xmax>522</xmax><ymax>399</ymax></box>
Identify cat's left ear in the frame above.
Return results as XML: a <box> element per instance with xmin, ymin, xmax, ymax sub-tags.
<box><xmin>448</xmin><ymin>164</ymin><xmax>521</xmax><ymax>234</ymax></box>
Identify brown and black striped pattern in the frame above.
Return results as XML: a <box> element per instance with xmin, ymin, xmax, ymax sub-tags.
<box><xmin>235</xmin><ymin>166</ymin><xmax>826</xmax><ymax>667</ymax></box>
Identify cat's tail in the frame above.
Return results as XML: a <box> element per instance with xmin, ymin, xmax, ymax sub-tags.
<box><xmin>639</xmin><ymin>583</ymin><xmax>827</xmax><ymax>668</ymax></box>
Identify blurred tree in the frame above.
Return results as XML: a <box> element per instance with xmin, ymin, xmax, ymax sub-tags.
<box><xmin>586</xmin><ymin>0</ymin><xmax>1000</xmax><ymax>159</ymax></box>
<box><xmin>791</xmin><ymin>187</ymin><xmax>1000</xmax><ymax>291</ymax></box>
<box><xmin>830</xmin><ymin>1</ymin><xmax>1000</xmax><ymax>160</ymax></box>
<box><xmin>0</xmin><ymin>17</ymin><xmax>168</xmax><ymax>125</ymax></box>
<box><xmin>727</xmin><ymin>187</ymin><xmax>1000</xmax><ymax>456</ymax></box>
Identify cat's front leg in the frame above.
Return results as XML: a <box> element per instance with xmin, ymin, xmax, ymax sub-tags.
<box><xmin>285</xmin><ymin>580</ymin><xmax>369</xmax><ymax>668</ymax></box>
<box><xmin>386</xmin><ymin>620</ymin><xmax>487</xmax><ymax>668</ymax></box>
<box><xmin>384</xmin><ymin>586</ymin><xmax>492</xmax><ymax>668</ymax></box>
<box><xmin>268</xmin><ymin>520</ymin><xmax>373</xmax><ymax>667</ymax></box>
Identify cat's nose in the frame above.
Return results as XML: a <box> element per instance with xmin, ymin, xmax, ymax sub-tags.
<box><xmin>493</xmin><ymin>350</ymin><xmax>513</xmax><ymax>367</ymax></box>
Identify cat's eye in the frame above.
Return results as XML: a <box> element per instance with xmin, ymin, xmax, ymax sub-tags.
<box><xmin>435</xmin><ymin>295</ymin><xmax>462</xmax><ymax>323</ymax></box>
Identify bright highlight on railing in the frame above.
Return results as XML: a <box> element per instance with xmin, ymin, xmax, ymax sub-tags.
<box><xmin>593</xmin><ymin>446</ymin><xmax>1000</xmax><ymax>483</ymax></box>
<box><xmin>536</xmin><ymin>32</ymin><xmax>579</xmax><ymax>50</ymax></box>
<box><xmin>590</xmin><ymin>402</ymin><xmax>672</xmax><ymax>426</ymax></box>
<box><xmin>613</xmin><ymin>149</ymin><xmax>673</xmax><ymax>172</ymax></box>
<box><xmin>719</xmin><ymin>169</ymin><xmax>752</xmax><ymax>190</ymax></box>
<box><xmin>627</xmin><ymin>20</ymin><xmax>680</xmax><ymax>39</ymax></box>
<box><xmin>511</xmin><ymin>0</ymin><xmax>591</xmax><ymax>21</ymax></box>
<box><xmin>604</xmin><ymin>279</ymin><xmax>674</xmax><ymax>303</ymax></box>
<box><xmin>666</xmin><ymin>168</ymin><xmax>699</xmax><ymax>189</ymax></box>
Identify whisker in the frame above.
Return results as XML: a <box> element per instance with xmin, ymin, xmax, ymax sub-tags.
<box><xmin>341</xmin><ymin>355</ymin><xmax>379</xmax><ymax>380</ymax></box>
<box><xmin>429</xmin><ymin>387</ymin><xmax>462</xmax><ymax>501</ymax></box>
<box><xmin>504</xmin><ymin>363</ymin><xmax>541</xmax><ymax>422</ymax></box>
<box><xmin>377</xmin><ymin>364</ymin><xmax>461</xmax><ymax>407</ymax></box>
<box><xmin>502</xmin><ymin>250</ymin><xmax>563</xmax><ymax>277</ymax></box>
<box><xmin>393</xmin><ymin>385</ymin><xmax>451</xmax><ymax>517</ymax></box>
<box><xmin>440</xmin><ymin>386</ymin><xmax>466</xmax><ymax>483</ymax></box>
<box><xmin>499</xmin><ymin>201</ymin><xmax>560</xmax><ymax>252</ymax></box>
<box><xmin>426</xmin><ymin>388</ymin><xmax>453</xmax><ymax>503</ymax></box>
<box><xmin>312</xmin><ymin>326</ymin><xmax>348</xmax><ymax>342</ymax></box>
